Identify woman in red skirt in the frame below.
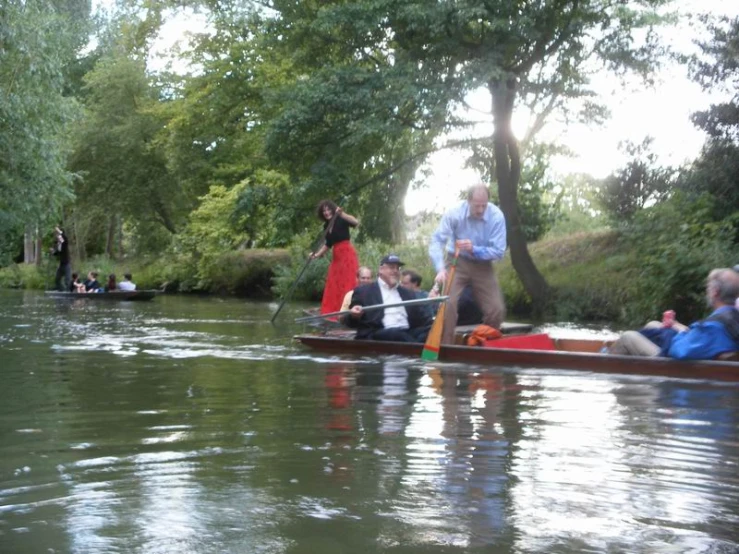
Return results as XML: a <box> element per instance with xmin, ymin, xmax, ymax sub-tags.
<box><xmin>311</xmin><ymin>200</ymin><xmax>360</xmax><ymax>314</ymax></box>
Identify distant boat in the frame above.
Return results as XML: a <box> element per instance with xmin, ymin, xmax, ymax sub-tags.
<box><xmin>44</xmin><ymin>290</ymin><xmax>158</xmax><ymax>301</ymax></box>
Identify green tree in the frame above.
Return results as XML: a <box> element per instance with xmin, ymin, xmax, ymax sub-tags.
<box><xmin>682</xmin><ymin>16</ymin><xmax>739</xmax><ymax>218</ymax></box>
<box><xmin>68</xmin><ymin>49</ymin><xmax>185</xmax><ymax>257</ymax></box>
<box><xmin>597</xmin><ymin>138</ymin><xmax>674</xmax><ymax>224</ymax></box>
<box><xmin>179</xmin><ymin>180</ymin><xmax>249</xmax><ymax>286</ymax></box>
<box><xmin>611</xmin><ymin>16</ymin><xmax>739</xmax><ymax>324</ymax></box>
<box><xmin>259</xmin><ymin>0</ymin><xmax>674</xmax><ymax>309</ymax></box>
<box><xmin>545</xmin><ymin>172</ymin><xmax>605</xmax><ymax>238</ymax></box>
<box><xmin>474</xmin><ymin>142</ymin><xmax>565</xmax><ymax>241</ymax></box>
<box><xmin>156</xmin><ymin>7</ymin><xmax>300</xmax><ymax>246</ymax></box>
<box><xmin>0</xmin><ymin>1</ymin><xmax>81</xmax><ymax>260</ymax></box>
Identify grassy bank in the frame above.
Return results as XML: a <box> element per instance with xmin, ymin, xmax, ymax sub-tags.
<box><xmin>0</xmin><ymin>230</ymin><xmax>673</xmax><ymax>326</ymax></box>
<box><xmin>1</xmin><ymin>231</ymin><xmax>632</xmax><ymax>321</ymax></box>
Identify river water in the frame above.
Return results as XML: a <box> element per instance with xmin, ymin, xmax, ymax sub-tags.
<box><xmin>0</xmin><ymin>290</ymin><xmax>737</xmax><ymax>553</ymax></box>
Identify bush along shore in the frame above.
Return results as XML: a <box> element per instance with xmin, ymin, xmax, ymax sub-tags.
<box><xmin>2</xmin><ymin>229</ymin><xmax>735</xmax><ymax>327</ymax></box>
<box><xmin>0</xmin><ymin>249</ymin><xmax>291</xmax><ymax>299</ymax></box>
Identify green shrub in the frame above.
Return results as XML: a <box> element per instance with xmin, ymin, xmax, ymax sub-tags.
<box><xmin>495</xmin><ymin>260</ymin><xmax>531</xmax><ymax>315</ymax></box>
<box><xmin>619</xmin><ymin>193</ymin><xmax>738</xmax><ymax>324</ymax></box>
<box><xmin>548</xmin><ymin>262</ymin><xmax>631</xmax><ymax>322</ymax></box>
<box><xmin>130</xmin><ymin>255</ymin><xmax>195</xmax><ymax>292</ymax></box>
<box><xmin>204</xmin><ymin>249</ymin><xmax>290</xmax><ymax>296</ymax></box>
<box><xmin>271</xmin><ymin>232</ymin><xmax>332</xmax><ymax>301</ymax></box>
<box><xmin>0</xmin><ymin>263</ymin><xmax>49</xmax><ymax>289</ymax></box>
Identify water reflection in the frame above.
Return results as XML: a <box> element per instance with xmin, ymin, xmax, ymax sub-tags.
<box><xmin>389</xmin><ymin>368</ymin><xmax>512</xmax><ymax>548</ymax></box>
<box><xmin>1</xmin><ymin>291</ymin><xmax>738</xmax><ymax>553</ymax></box>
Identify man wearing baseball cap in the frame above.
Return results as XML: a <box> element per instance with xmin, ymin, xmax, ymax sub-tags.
<box><xmin>342</xmin><ymin>254</ymin><xmax>433</xmax><ymax>342</ymax></box>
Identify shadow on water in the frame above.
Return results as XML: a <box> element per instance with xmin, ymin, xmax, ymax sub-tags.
<box><xmin>0</xmin><ymin>290</ymin><xmax>737</xmax><ymax>553</ymax></box>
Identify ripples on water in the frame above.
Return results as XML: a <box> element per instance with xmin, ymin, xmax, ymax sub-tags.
<box><xmin>0</xmin><ymin>291</ymin><xmax>737</xmax><ymax>553</ymax></box>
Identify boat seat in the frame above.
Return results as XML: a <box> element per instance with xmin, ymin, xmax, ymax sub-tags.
<box><xmin>553</xmin><ymin>338</ymin><xmax>613</xmax><ymax>353</ymax></box>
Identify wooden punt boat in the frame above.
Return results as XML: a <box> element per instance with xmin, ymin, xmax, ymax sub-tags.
<box><xmin>44</xmin><ymin>290</ymin><xmax>158</xmax><ymax>301</ymax></box>
<box><xmin>294</xmin><ymin>332</ymin><xmax>739</xmax><ymax>382</ymax></box>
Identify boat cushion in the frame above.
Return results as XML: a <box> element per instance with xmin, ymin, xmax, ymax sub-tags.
<box><xmin>483</xmin><ymin>333</ymin><xmax>556</xmax><ymax>351</ymax></box>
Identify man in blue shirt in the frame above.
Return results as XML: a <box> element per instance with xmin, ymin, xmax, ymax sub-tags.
<box><xmin>429</xmin><ymin>184</ymin><xmax>507</xmax><ymax>344</ymax></box>
<box><xmin>609</xmin><ymin>268</ymin><xmax>739</xmax><ymax>360</ymax></box>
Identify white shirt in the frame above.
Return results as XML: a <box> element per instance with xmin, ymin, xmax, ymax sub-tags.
<box><xmin>378</xmin><ymin>278</ymin><xmax>409</xmax><ymax>329</ymax></box>
<box><xmin>340</xmin><ymin>289</ymin><xmax>354</xmax><ymax>312</ymax></box>
<box><xmin>118</xmin><ymin>280</ymin><xmax>136</xmax><ymax>291</ymax></box>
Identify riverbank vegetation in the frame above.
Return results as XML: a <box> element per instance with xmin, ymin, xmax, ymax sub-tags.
<box><xmin>1</xmin><ymin>2</ymin><xmax>737</xmax><ymax>326</ymax></box>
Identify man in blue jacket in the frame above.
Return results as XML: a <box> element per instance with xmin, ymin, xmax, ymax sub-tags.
<box><xmin>343</xmin><ymin>254</ymin><xmax>433</xmax><ymax>342</ymax></box>
<box><xmin>609</xmin><ymin>268</ymin><xmax>739</xmax><ymax>360</ymax></box>
<box><xmin>667</xmin><ymin>268</ymin><xmax>739</xmax><ymax>359</ymax></box>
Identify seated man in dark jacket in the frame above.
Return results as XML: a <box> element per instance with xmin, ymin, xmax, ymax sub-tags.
<box><xmin>343</xmin><ymin>254</ymin><xmax>433</xmax><ymax>342</ymax></box>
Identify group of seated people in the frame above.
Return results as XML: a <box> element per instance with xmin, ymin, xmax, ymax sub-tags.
<box><xmin>69</xmin><ymin>271</ymin><xmax>137</xmax><ymax>293</ymax></box>
<box><xmin>338</xmin><ymin>253</ymin><xmax>484</xmax><ymax>344</ymax></box>
<box><xmin>334</xmin><ymin>255</ymin><xmax>739</xmax><ymax>362</ymax></box>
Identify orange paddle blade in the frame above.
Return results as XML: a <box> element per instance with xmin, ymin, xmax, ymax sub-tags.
<box><xmin>421</xmin><ymin>303</ymin><xmax>446</xmax><ymax>360</ymax></box>
<box><xmin>421</xmin><ymin>248</ymin><xmax>459</xmax><ymax>361</ymax></box>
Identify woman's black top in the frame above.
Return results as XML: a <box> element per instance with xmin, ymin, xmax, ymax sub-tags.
<box><xmin>55</xmin><ymin>233</ymin><xmax>70</xmax><ymax>265</ymax></box>
<box><xmin>324</xmin><ymin>216</ymin><xmax>356</xmax><ymax>247</ymax></box>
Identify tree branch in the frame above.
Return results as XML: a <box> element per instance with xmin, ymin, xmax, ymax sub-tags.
<box><xmin>513</xmin><ymin>0</ymin><xmax>580</xmax><ymax>75</ymax></box>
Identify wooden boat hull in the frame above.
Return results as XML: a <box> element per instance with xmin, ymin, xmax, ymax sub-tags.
<box><xmin>294</xmin><ymin>335</ymin><xmax>739</xmax><ymax>381</ymax></box>
<box><xmin>45</xmin><ymin>290</ymin><xmax>158</xmax><ymax>301</ymax></box>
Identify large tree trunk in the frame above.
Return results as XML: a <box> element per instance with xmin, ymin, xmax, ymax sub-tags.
<box><xmin>387</xmin><ymin>164</ymin><xmax>414</xmax><ymax>244</ymax></box>
<box><xmin>35</xmin><ymin>234</ymin><xmax>42</xmax><ymax>265</ymax></box>
<box><xmin>489</xmin><ymin>79</ymin><xmax>549</xmax><ymax>311</ymax></box>
<box><xmin>23</xmin><ymin>226</ymin><xmax>42</xmax><ymax>265</ymax></box>
<box><xmin>361</xmin><ymin>143</ymin><xmax>424</xmax><ymax>244</ymax></box>
<box><xmin>105</xmin><ymin>215</ymin><xmax>117</xmax><ymax>259</ymax></box>
<box><xmin>117</xmin><ymin>216</ymin><xmax>124</xmax><ymax>259</ymax></box>
<box><xmin>23</xmin><ymin>227</ymin><xmax>34</xmax><ymax>264</ymax></box>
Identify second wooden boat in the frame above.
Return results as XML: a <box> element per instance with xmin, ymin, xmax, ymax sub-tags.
<box><xmin>44</xmin><ymin>290</ymin><xmax>158</xmax><ymax>301</ymax></box>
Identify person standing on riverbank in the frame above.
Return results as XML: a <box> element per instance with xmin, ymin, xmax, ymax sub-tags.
<box><xmin>428</xmin><ymin>184</ymin><xmax>507</xmax><ymax>345</ymax></box>
<box><xmin>310</xmin><ymin>200</ymin><xmax>360</xmax><ymax>315</ymax></box>
<box><xmin>52</xmin><ymin>226</ymin><xmax>71</xmax><ymax>292</ymax></box>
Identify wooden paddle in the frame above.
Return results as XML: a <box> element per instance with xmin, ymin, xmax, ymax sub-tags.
<box><xmin>271</xmin><ymin>254</ymin><xmax>313</xmax><ymax>323</ymax></box>
<box><xmin>295</xmin><ymin>296</ymin><xmax>449</xmax><ymax>323</ymax></box>
<box><xmin>271</xmin><ymin>208</ymin><xmax>341</xmax><ymax>324</ymax></box>
<box><xmin>421</xmin><ymin>247</ymin><xmax>460</xmax><ymax>361</ymax></box>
